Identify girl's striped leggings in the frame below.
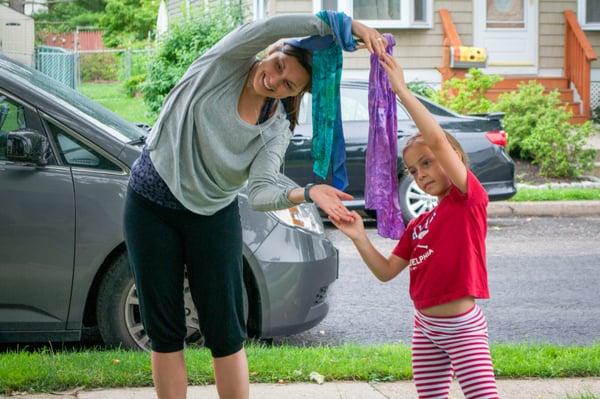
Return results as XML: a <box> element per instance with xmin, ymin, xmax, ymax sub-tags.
<box><xmin>412</xmin><ymin>304</ymin><xmax>499</xmax><ymax>399</ymax></box>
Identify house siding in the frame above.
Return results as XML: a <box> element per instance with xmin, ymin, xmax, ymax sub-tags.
<box><xmin>269</xmin><ymin>0</ymin><xmax>471</xmax><ymax>70</ymax></box>
<box><xmin>164</xmin><ymin>0</ymin><xmax>600</xmax><ymax>75</ymax></box>
<box><xmin>539</xmin><ymin>0</ymin><xmax>576</xmax><ymax>70</ymax></box>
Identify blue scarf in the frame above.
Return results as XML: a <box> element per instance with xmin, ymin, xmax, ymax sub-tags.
<box><xmin>285</xmin><ymin>10</ymin><xmax>356</xmax><ymax>190</ymax></box>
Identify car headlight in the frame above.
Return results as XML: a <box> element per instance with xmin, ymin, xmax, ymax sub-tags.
<box><xmin>269</xmin><ymin>204</ymin><xmax>324</xmax><ymax>235</ymax></box>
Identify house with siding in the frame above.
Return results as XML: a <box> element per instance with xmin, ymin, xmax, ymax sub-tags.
<box><xmin>160</xmin><ymin>0</ymin><xmax>600</xmax><ymax>121</ymax></box>
<box><xmin>0</xmin><ymin>4</ymin><xmax>34</xmax><ymax>66</ymax></box>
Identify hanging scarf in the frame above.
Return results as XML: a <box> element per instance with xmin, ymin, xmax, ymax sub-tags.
<box><xmin>285</xmin><ymin>10</ymin><xmax>356</xmax><ymax>190</ymax></box>
<box><xmin>365</xmin><ymin>33</ymin><xmax>405</xmax><ymax>239</ymax></box>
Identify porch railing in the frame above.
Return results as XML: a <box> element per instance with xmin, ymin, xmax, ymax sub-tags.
<box><xmin>439</xmin><ymin>9</ymin><xmax>464</xmax><ymax>81</ymax></box>
<box><xmin>564</xmin><ymin>10</ymin><xmax>597</xmax><ymax>119</ymax></box>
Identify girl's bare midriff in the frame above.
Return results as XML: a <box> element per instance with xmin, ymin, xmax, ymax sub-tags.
<box><xmin>419</xmin><ymin>296</ymin><xmax>475</xmax><ymax>317</ymax></box>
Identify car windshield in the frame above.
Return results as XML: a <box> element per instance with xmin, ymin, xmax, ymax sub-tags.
<box><xmin>0</xmin><ymin>57</ymin><xmax>146</xmax><ymax>143</ymax></box>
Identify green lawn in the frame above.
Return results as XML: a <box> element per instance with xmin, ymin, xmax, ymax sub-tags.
<box><xmin>1</xmin><ymin>343</ymin><xmax>600</xmax><ymax>393</ymax></box>
<box><xmin>511</xmin><ymin>187</ymin><xmax>600</xmax><ymax>201</ymax></box>
<box><xmin>78</xmin><ymin>82</ymin><xmax>155</xmax><ymax>126</ymax></box>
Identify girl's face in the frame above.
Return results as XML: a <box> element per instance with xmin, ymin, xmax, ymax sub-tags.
<box><xmin>403</xmin><ymin>143</ymin><xmax>453</xmax><ymax>199</ymax></box>
<box><xmin>251</xmin><ymin>51</ymin><xmax>309</xmax><ymax>99</ymax></box>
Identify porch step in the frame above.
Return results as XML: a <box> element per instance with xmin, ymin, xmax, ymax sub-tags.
<box><xmin>493</xmin><ymin>76</ymin><xmax>570</xmax><ymax>90</ymax></box>
<box><xmin>488</xmin><ymin>76</ymin><xmax>589</xmax><ymax>124</ymax></box>
<box><xmin>571</xmin><ymin>115</ymin><xmax>591</xmax><ymax>124</ymax></box>
<box><xmin>486</xmin><ymin>88</ymin><xmax>574</xmax><ymax>102</ymax></box>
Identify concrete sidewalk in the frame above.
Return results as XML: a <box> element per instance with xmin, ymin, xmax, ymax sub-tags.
<box><xmin>488</xmin><ymin>200</ymin><xmax>600</xmax><ymax>218</ymax></box>
<box><xmin>5</xmin><ymin>378</ymin><xmax>600</xmax><ymax>399</ymax></box>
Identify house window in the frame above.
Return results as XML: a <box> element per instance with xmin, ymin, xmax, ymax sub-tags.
<box><xmin>579</xmin><ymin>0</ymin><xmax>600</xmax><ymax>30</ymax></box>
<box><xmin>313</xmin><ymin>0</ymin><xmax>432</xmax><ymax>28</ymax></box>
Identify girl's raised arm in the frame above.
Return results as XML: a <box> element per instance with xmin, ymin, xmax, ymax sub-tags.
<box><xmin>379</xmin><ymin>53</ymin><xmax>468</xmax><ymax>193</ymax></box>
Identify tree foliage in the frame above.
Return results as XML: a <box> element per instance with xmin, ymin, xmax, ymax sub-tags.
<box><xmin>99</xmin><ymin>0</ymin><xmax>159</xmax><ymax>47</ymax></box>
<box><xmin>142</xmin><ymin>5</ymin><xmax>243</xmax><ymax>114</ymax></box>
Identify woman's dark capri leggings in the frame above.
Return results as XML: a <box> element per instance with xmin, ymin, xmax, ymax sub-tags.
<box><xmin>123</xmin><ymin>187</ymin><xmax>247</xmax><ymax>357</ymax></box>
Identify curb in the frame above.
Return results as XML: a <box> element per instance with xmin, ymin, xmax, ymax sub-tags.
<box><xmin>4</xmin><ymin>378</ymin><xmax>600</xmax><ymax>399</ymax></box>
<box><xmin>488</xmin><ymin>200</ymin><xmax>600</xmax><ymax>217</ymax></box>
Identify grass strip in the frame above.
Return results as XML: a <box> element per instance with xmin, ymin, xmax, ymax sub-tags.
<box><xmin>78</xmin><ymin>82</ymin><xmax>156</xmax><ymax>125</ymax></box>
<box><xmin>510</xmin><ymin>187</ymin><xmax>600</xmax><ymax>201</ymax></box>
<box><xmin>1</xmin><ymin>343</ymin><xmax>600</xmax><ymax>394</ymax></box>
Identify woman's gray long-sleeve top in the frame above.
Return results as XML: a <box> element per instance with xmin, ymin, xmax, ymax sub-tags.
<box><xmin>145</xmin><ymin>14</ymin><xmax>331</xmax><ymax>215</ymax></box>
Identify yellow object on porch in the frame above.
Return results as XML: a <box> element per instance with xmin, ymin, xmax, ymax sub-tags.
<box><xmin>450</xmin><ymin>46</ymin><xmax>487</xmax><ymax>68</ymax></box>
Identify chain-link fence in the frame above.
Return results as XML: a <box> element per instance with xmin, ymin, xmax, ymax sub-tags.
<box><xmin>36</xmin><ymin>46</ymin><xmax>76</xmax><ymax>88</ymax></box>
<box><xmin>75</xmin><ymin>48</ymin><xmax>155</xmax><ymax>86</ymax></box>
<box><xmin>35</xmin><ymin>46</ymin><xmax>155</xmax><ymax>89</ymax></box>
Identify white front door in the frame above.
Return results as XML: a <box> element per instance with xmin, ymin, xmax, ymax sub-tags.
<box><xmin>474</xmin><ymin>0</ymin><xmax>538</xmax><ymax>74</ymax></box>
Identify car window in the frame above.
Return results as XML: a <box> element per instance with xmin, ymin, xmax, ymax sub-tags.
<box><xmin>1</xmin><ymin>58</ymin><xmax>145</xmax><ymax>143</ymax></box>
<box><xmin>339</xmin><ymin>88</ymin><xmax>370</xmax><ymax>121</ymax></box>
<box><xmin>0</xmin><ymin>94</ymin><xmax>55</xmax><ymax>164</ymax></box>
<box><xmin>45</xmin><ymin>119</ymin><xmax>122</xmax><ymax>172</ymax></box>
<box><xmin>295</xmin><ymin>86</ymin><xmax>418</xmax><ymax>129</ymax></box>
<box><xmin>297</xmin><ymin>94</ymin><xmax>311</xmax><ymax>126</ymax></box>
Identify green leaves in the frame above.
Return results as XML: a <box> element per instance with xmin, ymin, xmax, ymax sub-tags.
<box><xmin>493</xmin><ymin>81</ymin><xmax>596</xmax><ymax>178</ymax></box>
<box><xmin>406</xmin><ymin>80</ymin><xmax>435</xmax><ymax>99</ymax></box>
<box><xmin>430</xmin><ymin>69</ymin><xmax>597</xmax><ymax>178</ymax></box>
<box><xmin>141</xmin><ymin>5</ymin><xmax>243</xmax><ymax>115</ymax></box>
<box><xmin>431</xmin><ymin>68</ymin><xmax>502</xmax><ymax>115</ymax></box>
<box><xmin>99</xmin><ymin>0</ymin><xmax>160</xmax><ymax>48</ymax></box>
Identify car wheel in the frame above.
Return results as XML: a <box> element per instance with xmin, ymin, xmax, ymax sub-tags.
<box><xmin>97</xmin><ymin>253</ymin><xmax>249</xmax><ymax>351</ymax></box>
<box><xmin>398</xmin><ymin>175</ymin><xmax>438</xmax><ymax>223</ymax></box>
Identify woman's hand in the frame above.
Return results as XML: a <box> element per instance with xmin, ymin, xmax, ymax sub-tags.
<box><xmin>351</xmin><ymin>20</ymin><xmax>387</xmax><ymax>56</ymax></box>
<box><xmin>329</xmin><ymin>211</ymin><xmax>366</xmax><ymax>242</ymax></box>
<box><xmin>378</xmin><ymin>52</ymin><xmax>408</xmax><ymax>95</ymax></box>
<box><xmin>309</xmin><ymin>184</ymin><xmax>355</xmax><ymax>223</ymax></box>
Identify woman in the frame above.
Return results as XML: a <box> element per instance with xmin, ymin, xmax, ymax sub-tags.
<box><xmin>124</xmin><ymin>11</ymin><xmax>387</xmax><ymax>399</ymax></box>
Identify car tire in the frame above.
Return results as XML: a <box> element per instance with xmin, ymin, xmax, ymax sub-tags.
<box><xmin>398</xmin><ymin>175</ymin><xmax>438</xmax><ymax>224</ymax></box>
<box><xmin>97</xmin><ymin>252</ymin><xmax>250</xmax><ymax>351</ymax></box>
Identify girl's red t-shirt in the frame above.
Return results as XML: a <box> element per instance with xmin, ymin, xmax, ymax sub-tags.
<box><xmin>392</xmin><ymin>170</ymin><xmax>490</xmax><ymax>309</ymax></box>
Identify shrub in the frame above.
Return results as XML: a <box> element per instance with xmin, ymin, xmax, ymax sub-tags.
<box><xmin>142</xmin><ymin>5</ymin><xmax>243</xmax><ymax>115</ymax></box>
<box><xmin>493</xmin><ymin>81</ymin><xmax>596</xmax><ymax>178</ymax></box>
<box><xmin>431</xmin><ymin>68</ymin><xmax>502</xmax><ymax>115</ymax></box>
<box><xmin>79</xmin><ymin>52</ymin><xmax>119</xmax><ymax>82</ymax></box>
<box><xmin>118</xmin><ymin>49</ymin><xmax>154</xmax><ymax>81</ymax></box>
<box><xmin>407</xmin><ymin>80</ymin><xmax>434</xmax><ymax>99</ymax></box>
<box><xmin>124</xmin><ymin>74</ymin><xmax>146</xmax><ymax>97</ymax></box>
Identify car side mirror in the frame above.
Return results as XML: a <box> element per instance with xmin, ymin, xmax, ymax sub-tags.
<box><xmin>7</xmin><ymin>129</ymin><xmax>50</xmax><ymax>166</ymax></box>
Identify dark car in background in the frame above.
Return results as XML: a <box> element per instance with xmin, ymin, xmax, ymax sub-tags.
<box><xmin>0</xmin><ymin>54</ymin><xmax>338</xmax><ymax>351</ymax></box>
<box><xmin>284</xmin><ymin>81</ymin><xmax>516</xmax><ymax>221</ymax></box>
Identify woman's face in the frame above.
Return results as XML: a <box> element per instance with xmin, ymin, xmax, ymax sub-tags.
<box><xmin>251</xmin><ymin>51</ymin><xmax>310</xmax><ymax>99</ymax></box>
<box><xmin>404</xmin><ymin>143</ymin><xmax>453</xmax><ymax>199</ymax></box>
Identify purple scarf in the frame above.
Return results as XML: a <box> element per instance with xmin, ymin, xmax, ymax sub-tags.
<box><xmin>365</xmin><ymin>33</ymin><xmax>405</xmax><ymax>239</ymax></box>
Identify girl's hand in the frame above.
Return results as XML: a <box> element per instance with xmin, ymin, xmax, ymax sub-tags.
<box><xmin>378</xmin><ymin>52</ymin><xmax>408</xmax><ymax>95</ymax></box>
<box><xmin>309</xmin><ymin>184</ymin><xmax>355</xmax><ymax>223</ymax></box>
<box><xmin>329</xmin><ymin>211</ymin><xmax>366</xmax><ymax>242</ymax></box>
<box><xmin>351</xmin><ymin>20</ymin><xmax>387</xmax><ymax>56</ymax></box>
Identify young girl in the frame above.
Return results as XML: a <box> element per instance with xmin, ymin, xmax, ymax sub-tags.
<box><xmin>330</xmin><ymin>53</ymin><xmax>500</xmax><ymax>399</ymax></box>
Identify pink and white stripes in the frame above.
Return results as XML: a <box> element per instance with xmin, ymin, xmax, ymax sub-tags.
<box><xmin>412</xmin><ymin>305</ymin><xmax>499</xmax><ymax>399</ymax></box>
